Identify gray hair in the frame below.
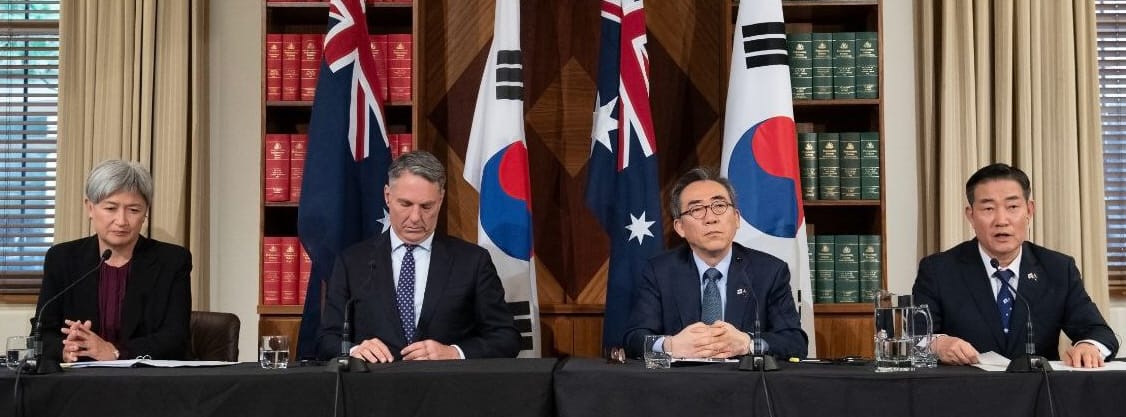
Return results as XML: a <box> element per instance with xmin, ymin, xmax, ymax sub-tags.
<box><xmin>388</xmin><ymin>150</ymin><xmax>446</xmax><ymax>192</ymax></box>
<box><xmin>668</xmin><ymin>167</ymin><xmax>737</xmax><ymax>219</ymax></box>
<box><xmin>85</xmin><ymin>160</ymin><xmax>154</xmax><ymax>207</ymax></box>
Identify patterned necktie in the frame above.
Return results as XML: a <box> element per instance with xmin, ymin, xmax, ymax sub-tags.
<box><xmin>701</xmin><ymin>268</ymin><xmax>723</xmax><ymax>324</ymax></box>
<box><xmin>397</xmin><ymin>244</ymin><xmax>418</xmax><ymax>343</ymax></box>
<box><xmin>994</xmin><ymin>269</ymin><xmax>1016</xmax><ymax>334</ymax></box>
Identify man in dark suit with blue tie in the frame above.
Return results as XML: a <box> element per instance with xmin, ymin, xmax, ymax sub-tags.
<box><xmin>316</xmin><ymin>151</ymin><xmax>520</xmax><ymax>362</ymax></box>
<box><xmin>623</xmin><ymin>167</ymin><xmax>808</xmax><ymax>360</ymax></box>
<box><xmin>913</xmin><ymin>163</ymin><xmax>1118</xmax><ymax>368</ymax></box>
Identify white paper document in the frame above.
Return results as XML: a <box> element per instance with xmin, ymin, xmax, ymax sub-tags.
<box><xmin>971</xmin><ymin>351</ymin><xmax>1126</xmax><ymax>372</ymax></box>
<box><xmin>62</xmin><ymin>359</ymin><xmax>239</xmax><ymax>368</ymax></box>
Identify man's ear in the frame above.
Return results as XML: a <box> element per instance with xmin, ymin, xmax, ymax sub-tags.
<box><xmin>673</xmin><ymin>218</ymin><xmax>686</xmax><ymax>238</ymax></box>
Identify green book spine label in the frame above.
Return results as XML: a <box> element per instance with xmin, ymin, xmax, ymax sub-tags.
<box><xmin>799</xmin><ymin>132</ymin><xmax>818</xmax><ymax>200</ymax></box>
<box><xmin>788</xmin><ymin>33</ymin><xmax>813</xmax><ymax>100</ymax></box>
<box><xmin>834</xmin><ymin>234</ymin><xmax>860</xmax><ymax>303</ymax></box>
<box><xmin>855</xmin><ymin>32</ymin><xmax>878</xmax><ymax>99</ymax></box>
<box><xmin>812</xmin><ymin>33</ymin><xmax>834</xmax><ymax>99</ymax></box>
<box><xmin>859</xmin><ymin>234</ymin><xmax>882</xmax><ymax>302</ymax></box>
<box><xmin>818</xmin><ymin>133</ymin><xmax>840</xmax><ymax>200</ymax></box>
<box><xmin>860</xmin><ymin>131</ymin><xmax>880</xmax><ymax>200</ymax></box>
<box><xmin>815</xmin><ymin>235</ymin><xmax>836</xmax><ymax>303</ymax></box>
<box><xmin>832</xmin><ymin>32</ymin><xmax>856</xmax><ymax>99</ymax></box>
<box><xmin>839</xmin><ymin>132</ymin><xmax>861</xmax><ymax>200</ymax></box>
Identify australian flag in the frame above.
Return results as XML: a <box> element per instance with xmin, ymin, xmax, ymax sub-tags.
<box><xmin>721</xmin><ymin>0</ymin><xmax>816</xmax><ymax>356</ymax></box>
<box><xmin>295</xmin><ymin>0</ymin><xmax>390</xmax><ymax>360</ymax></box>
<box><xmin>585</xmin><ymin>0</ymin><xmax>664</xmax><ymax>350</ymax></box>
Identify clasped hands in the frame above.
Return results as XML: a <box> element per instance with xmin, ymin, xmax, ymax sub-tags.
<box><xmin>60</xmin><ymin>319</ymin><xmax>118</xmax><ymax>363</ymax></box>
<box><xmin>350</xmin><ymin>337</ymin><xmax>460</xmax><ymax>363</ymax></box>
<box><xmin>931</xmin><ymin>334</ymin><xmax>1105</xmax><ymax>368</ymax></box>
<box><xmin>663</xmin><ymin>321</ymin><xmax>752</xmax><ymax>359</ymax></box>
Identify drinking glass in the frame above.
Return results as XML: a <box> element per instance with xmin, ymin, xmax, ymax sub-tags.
<box><xmin>643</xmin><ymin>335</ymin><xmax>671</xmax><ymax>369</ymax></box>
<box><xmin>259</xmin><ymin>335</ymin><xmax>290</xmax><ymax>369</ymax></box>
<box><xmin>6</xmin><ymin>336</ymin><xmax>31</xmax><ymax>371</ymax></box>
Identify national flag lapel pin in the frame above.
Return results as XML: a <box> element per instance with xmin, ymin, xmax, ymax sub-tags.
<box><xmin>736</xmin><ymin>288</ymin><xmax>747</xmax><ymax>296</ymax></box>
<box><xmin>1027</xmin><ymin>273</ymin><xmax>1038</xmax><ymax>282</ymax></box>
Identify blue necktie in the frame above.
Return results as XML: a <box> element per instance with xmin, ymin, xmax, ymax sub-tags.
<box><xmin>397</xmin><ymin>244</ymin><xmax>418</xmax><ymax>343</ymax></box>
<box><xmin>994</xmin><ymin>269</ymin><xmax>1015</xmax><ymax>334</ymax></box>
<box><xmin>701</xmin><ymin>268</ymin><xmax>722</xmax><ymax>324</ymax></box>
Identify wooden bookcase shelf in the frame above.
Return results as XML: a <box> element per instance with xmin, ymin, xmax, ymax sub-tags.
<box><xmin>258</xmin><ymin>0</ymin><xmax>417</xmax><ymax>359</ymax></box>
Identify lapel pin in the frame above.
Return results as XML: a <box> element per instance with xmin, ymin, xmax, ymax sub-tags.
<box><xmin>1027</xmin><ymin>273</ymin><xmax>1038</xmax><ymax>282</ymax></box>
<box><xmin>736</xmin><ymin>288</ymin><xmax>747</xmax><ymax>296</ymax></box>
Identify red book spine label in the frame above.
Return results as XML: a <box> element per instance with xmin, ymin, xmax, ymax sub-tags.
<box><xmin>266</xmin><ymin>34</ymin><xmax>283</xmax><ymax>101</ymax></box>
<box><xmin>371</xmin><ymin>34</ymin><xmax>389</xmax><ymax>101</ymax></box>
<box><xmin>281</xmin><ymin>34</ymin><xmax>301</xmax><ymax>101</ymax></box>
<box><xmin>264</xmin><ymin>134</ymin><xmax>291</xmax><ymax>202</ymax></box>
<box><xmin>290</xmin><ymin>133</ymin><xmax>307</xmax><ymax>201</ymax></box>
<box><xmin>398</xmin><ymin>133</ymin><xmax>413</xmax><ymax>156</ymax></box>
<box><xmin>388</xmin><ymin>34</ymin><xmax>412</xmax><ymax>102</ymax></box>
<box><xmin>280</xmin><ymin>237</ymin><xmax>300</xmax><ymax>305</ymax></box>
<box><xmin>262</xmin><ymin>238</ymin><xmax>282</xmax><ymax>305</ymax></box>
<box><xmin>300</xmin><ymin>34</ymin><xmax>320</xmax><ymax>101</ymax></box>
<box><xmin>299</xmin><ymin>243</ymin><xmax>312</xmax><ymax>306</ymax></box>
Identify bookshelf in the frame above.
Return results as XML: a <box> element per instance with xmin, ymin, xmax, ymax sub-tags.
<box><xmin>259</xmin><ymin>0</ymin><xmax>417</xmax><ymax>360</ymax></box>
<box><xmin>776</xmin><ymin>0</ymin><xmax>884</xmax><ymax>358</ymax></box>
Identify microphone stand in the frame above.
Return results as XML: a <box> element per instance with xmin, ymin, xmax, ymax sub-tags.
<box><xmin>991</xmin><ymin>258</ymin><xmax>1052</xmax><ymax>373</ymax></box>
<box><xmin>25</xmin><ymin>249</ymin><xmax>112</xmax><ymax>375</ymax></box>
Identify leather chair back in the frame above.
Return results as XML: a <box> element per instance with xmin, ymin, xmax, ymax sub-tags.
<box><xmin>189</xmin><ymin>311</ymin><xmax>240</xmax><ymax>361</ymax></box>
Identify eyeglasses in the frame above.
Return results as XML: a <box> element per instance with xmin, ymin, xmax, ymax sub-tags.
<box><xmin>679</xmin><ymin>201</ymin><xmax>733</xmax><ymax>219</ymax></box>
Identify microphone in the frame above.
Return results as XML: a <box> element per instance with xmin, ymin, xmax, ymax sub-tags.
<box><xmin>327</xmin><ymin>262</ymin><xmax>372</xmax><ymax>373</ymax></box>
<box><xmin>738</xmin><ymin>258</ymin><xmax>778</xmax><ymax>372</ymax></box>
<box><xmin>990</xmin><ymin>258</ymin><xmax>1052</xmax><ymax>373</ymax></box>
<box><xmin>26</xmin><ymin>249</ymin><xmax>112</xmax><ymax>374</ymax></box>
<box><xmin>341</xmin><ymin>298</ymin><xmax>357</xmax><ymax>356</ymax></box>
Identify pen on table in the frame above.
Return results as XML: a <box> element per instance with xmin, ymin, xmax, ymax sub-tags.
<box><xmin>788</xmin><ymin>357</ymin><xmax>832</xmax><ymax>364</ymax></box>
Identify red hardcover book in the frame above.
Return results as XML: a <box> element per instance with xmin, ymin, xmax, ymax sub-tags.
<box><xmin>388</xmin><ymin>34</ymin><xmax>411</xmax><ymax>102</ymax></box>
<box><xmin>397</xmin><ymin>133</ymin><xmax>413</xmax><ymax>156</ymax></box>
<box><xmin>289</xmin><ymin>133</ymin><xmax>307</xmax><ymax>202</ymax></box>
<box><xmin>280</xmin><ymin>237</ymin><xmax>300</xmax><ymax>305</ymax></box>
<box><xmin>266</xmin><ymin>34</ymin><xmax>283</xmax><ymax>101</ymax></box>
<box><xmin>299</xmin><ymin>34</ymin><xmax>320</xmax><ymax>101</ymax></box>
<box><xmin>370</xmin><ymin>34</ymin><xmax>389</xmax><ymax>101</ymax></box>
<box><xmin>299</xmin><ymin>243</ymin><xmax>312</xmax><ymax>305</ymax></box>
<box><xmin>262</xmin><ymin>237</ymin><xmax>282</xmax><ymax>305</ymax></box>
<box><xmin>264</xmin><ymin>134</ymin><xmax>291</xmax><ymax>202</ymax></box>
<box><xmin>281</xmin><ymin>34</ymin><xmax>301</xmax><ymax>101</ymax></box>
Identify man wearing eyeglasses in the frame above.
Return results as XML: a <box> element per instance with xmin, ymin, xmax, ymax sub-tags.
<box><xmin>622</xmin><ymin>167</ymin><xmax>808</xmax><ymax>360</ymax></box>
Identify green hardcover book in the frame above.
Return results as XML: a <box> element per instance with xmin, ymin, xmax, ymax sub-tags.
<box><xmin>861</xmin><ymin>131</ymin><xmax>881</xmax><ymax>200</ymax></box>
<box><xmin>798</xmin><ymin>132</ymin><xmax>818</xmax><ymax>200</ymax></box>
<box><xmin>808</xmin><ymin>237</ymin><xmax>816</xmax><ymax>287</ymax></box>
<box><xmin>814</xmin><ymin>235</ymin><xmax>836</xmax><ymax>303</ymax></box>
<box><xmin>811</xmin><ymin>33</ymin><xmax>833</xmax><ymax>99</ymax></box>
<box><xmin>832</xmin><ymin>32</ymin><xmax>856</xmax><ymax>99</ymax></box>
<box><xmin>859</xmin><ymin>234</ymin><xmax>882</xmax><ymax>302</ymax></box>
<box><xmin>856</xmin><ymin>32</ymin><xmax>879</xmax><ymax>99</ymax></box>
<box><xmin>817</xmin><ymin>133</ymin><xmax>840</xmax><ymax>200</ymax></box>
<box><xmin>788</xmin><ymin>32</ymin><xmax>813</xmax><ymax>100</ymax></box>
<box><xmin>834</xmin><ymin>234</ymin><xmax>860</xmax><ymax>303</ymax></box>
<box><xmin>839</xmin><ymin>132</ymin><xmax>861</xmax><ymax>200</ymax></box>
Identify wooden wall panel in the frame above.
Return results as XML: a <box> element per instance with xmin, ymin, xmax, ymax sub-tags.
<box><xmin>417</xmin><ymin>0</ymin><xmax>727</xmax><ymax>356</ymax></box>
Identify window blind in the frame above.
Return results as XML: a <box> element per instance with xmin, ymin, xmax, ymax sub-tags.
<box><xmin>0</xmin><ymin>1</ymin><xmax>58</xmax><ymax>294</ymax></box>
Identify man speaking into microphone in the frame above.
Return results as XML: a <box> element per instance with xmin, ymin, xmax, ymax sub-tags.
<box><xmin>36</xmin><ymin>160</ymin><xmax>193</xmax><ymax>363</ymax></box>
<box><xmin>913</xmin><ymin>163</ymin><xmax>1117</xmax><ymax>368</ymax></box>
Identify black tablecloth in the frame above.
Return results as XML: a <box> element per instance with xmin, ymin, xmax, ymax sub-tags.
<box><xmin>0</xmin><ymin>358</ymin><xmax>557</xmax><ymax>417</ymax></box>
<box><xmin>554</xmin><ymin>358</ymin><xmax>1126</xmax><ymax>417</ymax></box>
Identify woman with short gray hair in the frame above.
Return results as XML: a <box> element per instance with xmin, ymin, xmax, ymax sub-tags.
<box><xmin>36</xmin><ymin>159</ymin><xmax>193</xmax><ymax>363</ymax></box>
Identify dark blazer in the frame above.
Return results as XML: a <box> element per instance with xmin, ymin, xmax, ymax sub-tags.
<box><xmin>316</xmin><ymin>231</ymin><xmax>520</xmax><ymax>360</ymax></box>
<box><xmin>913</xmin><ymin>239</ymin><xmax>1118</xmax><ymax>360</ymax></box>
<box><xmin>37</xmin><ymin>235</ymin><xmax>193</xmax><ymax>361</ymax></box>
<box><xmin>622</xmin><ymin>243</ymin><xmax>809</xmax><ymax>359</ymax></box>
